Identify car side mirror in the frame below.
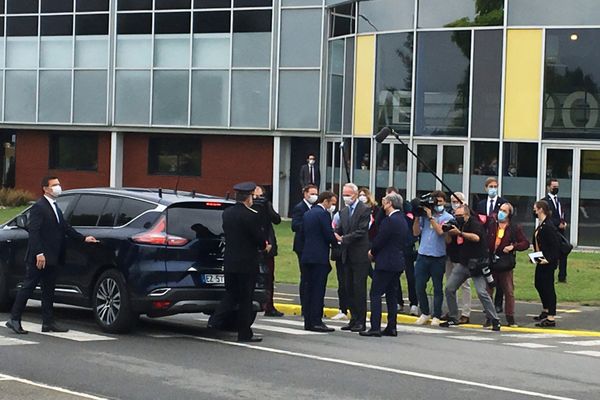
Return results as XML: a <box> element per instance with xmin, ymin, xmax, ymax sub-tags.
<box><xmin>15</xmin><ymin>214</ymin><xmax>28</xmax><ymax>230</ymax></box>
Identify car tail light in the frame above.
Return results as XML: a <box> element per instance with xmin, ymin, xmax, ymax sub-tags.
<box><xmin>152</xmin><ymin>300</ymin><xmax>172</xmax><ymax>309</ymax></box>
<box><xmin>132</xmin><ymin>216</ymin><xmax>189</xmax><ymax>247</ymax></box>
<box><xmin>205</xmin><ymin>202</ymin><xmax>223</xmax><ymax>207</ymax></box>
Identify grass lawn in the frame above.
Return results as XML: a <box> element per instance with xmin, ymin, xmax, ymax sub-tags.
<box><xmin>273</xmin><ymin>220</ymin><xmax>600</xmax><ymax>306</ymax></box>
<box><xmin>0</xmin><ymin>206</ymin><xmax>27</xmax><ymax>224</ymax></box>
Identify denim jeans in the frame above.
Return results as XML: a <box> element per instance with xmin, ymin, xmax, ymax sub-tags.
<box><xmin>414</xmin><ymin>254</ymin><xmax>446</xmax><ymax>318</ymax></box>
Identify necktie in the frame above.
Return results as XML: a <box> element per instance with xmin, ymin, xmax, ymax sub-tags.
<box><xmin>54</xmin><ymin>202</ymin><xmax>64</xmax><ymax>224</ymax></box>
<box><xmin>349</xmin><ymin>205</ymin><xmax>354</xmax><ymax>217</ymax></box>
<box><xmin>488</xmin><ymin>199</ymin><xmax>494</xmax><ymax>216</ymax></box>
<box><xmin>310</xmin><ymin>166</ymin><xmax>314</xmax><ymax>183</ymax></box>
<box><xmin>555</xmin><ymin>196</ymin><xmax>561</xmax><ymax>218</ymax></box>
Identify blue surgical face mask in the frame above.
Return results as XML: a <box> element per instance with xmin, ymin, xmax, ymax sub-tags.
<box><xmin>434</xmin><ymin>205</ymin><xmax>444</xmax><ymax>213</ymax></box>
<box><xmin>497</xmin><ymin>210</ymin><xmax>508</xmax><ymax>222</ymax></box>
<box><xmin>488</xmin><ymin>187</ymin><xmax>498</xmax><ymax>197</ymax></box>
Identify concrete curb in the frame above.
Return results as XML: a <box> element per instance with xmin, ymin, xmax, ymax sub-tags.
<box><xmin>274</xmin><ymin>303</ymin><xmax>600</xmax><ymax>337</ymax></box>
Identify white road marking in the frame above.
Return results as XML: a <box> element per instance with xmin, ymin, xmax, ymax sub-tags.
<box><xmin>0</xmin><ymin>373</ymin><xmax>109</xmax><ymax>399</ymax></box>
<box><xmin>502</xmin><ymin>334</ymin><xmax>575</xmax><ymax>339</ymax></box>
<box><xmin>251</xmin><ymin>323</ymin><xmax>325</xmax><ymax>335</ymax></box>
<box><xmin>564</xmin><ymin>350</ymin><xmax>600</xmax><ymax>357</ymax></box>
<box><xmin>194</xmin><ymin>336</ymin><xmax>578</xmax><ymax>400</ymax></box>
<box><xmin>1</xmin><ymin>321</ymin><xmax>116</xmax><ymax>342</ymax></box>
<box><xmin>451</xmin><ymin>336</ymin><xmax>496</xmax><ymax>341</ymax></box>
<box><xmin>560</xmin><ymin>340</ymin><xmax>600</xmax><ymax>346</ymax></box>
<box><xmin>504</xmin><ymin>343</ymin><xmax>556</xmax><ymax>349</ymax></box>
<box><xmin>272</xmin><ymin>296</ymin><xmax>293</xmax><ymax>301</ymax></box>
<box><xmin>0</xmin><ymin>336</ymin><xmax>38</xmax><ymax>346</ymax></box>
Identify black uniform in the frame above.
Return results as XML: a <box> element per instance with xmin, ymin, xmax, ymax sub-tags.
<box><xmin>214</xmin><ymin>202</ymin><xmax>266</xmax><ymax>341</ymax></box>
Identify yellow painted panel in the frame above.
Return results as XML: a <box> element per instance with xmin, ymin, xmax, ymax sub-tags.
<box><xmin>353</xmin><ymin>35</ymin><xmax>376</xmax><ymax>136</ymax></box>
<box><xmin>504</xmin><ymin>29</ymin><xmax>543</xmax><ymax>140</ymax></box>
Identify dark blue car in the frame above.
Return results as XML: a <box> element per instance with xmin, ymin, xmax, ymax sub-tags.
<box><xmin>0</xmin><ymin>188</ymin><xmax>267</xmax><ymax>333</ymax></box>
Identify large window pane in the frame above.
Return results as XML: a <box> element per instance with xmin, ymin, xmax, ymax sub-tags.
<box><xmin>392</xmin><ymin>144</ymin><xmax>408</xmax><ymax>198</ymax></box>
<box><xmin>7</xmin><ymin>16</ymin><xmax>38</xmax><ymax>37</ymax></box>
<box><xmin>194</xmin><ymin>10</ymin><xmax>230</xmax><ymax>33</ymax></box>
<box><xmin>508</xmin><ymin>0</ymin><xmax>600</xmax><ymax>26</ymax></box>
<box><xmin>42</xmin><ymin>0</ymin><xmax>73</xmax><ymax>13</ymax></box>
<box><xmin>353</xmin><ymin>138</ymin><xmax>370</xmax><ymax>188</ymax></box>
<box><xmin>375</xmin><ymin>143</ymin><xmax>390</xmax><ymax>201</ymax></box>
<box><xmin>118</xmin><ymin>0</ymin><xmax>152</xmax><ymax>11</ymax></box>
<box><xmin>117</xmin><ymin>13</ymin><xmax>152</xmax><ymax>34</ymax></box>
<box><xmin>418</xmin><ymin>0</ymin><xmax>503</xmax><ymax>28</ymax></box>
<box><xmin>358</xmin><ymin>0</ymin><xmax>414</xmax><ymax>33</ymax></box>
<box><xmin>39</xmin><ymin>71</ymin><xmax>72</xmax><ymax>123</ymax></box>
<box><xmin>7</xmin><ymin>0</ymin><xmax>39</xmax><ymax>14</ymax></box>
<box><xmin>155</xmin><ymin>35</ymin><xmax>191</xmax><ymax>68</ymax></box>
<box><xmin>148</xmin><ymin>136</ymin><xmax>201</xmax><ymax>176</ymax></box>
<box><xmin>194</xmin><ymin>0</ymin><xmax>232</xmax><ymax>8</ymax></box>
<box><xmin>326</xmin><ymin>39</ymin><xmax>344</xmax><ymax>133</ymax></box>
<box><xmin>469</xmin><ymin>141</ymin><xmax>499</xmax><ymax>205</ymax></box>
<box><xmin>191</xmin><ymin>70</ymin><xmax>229</xmax><ymax>127</ymax></box>
<box><xmin>280</xmin><ymin>9</ymin><xmax>321</xmax><ymax>68</ymax></box>
<box><xmin>0</xmin><ymin>38</ymin><xmax>4</xmax><ymax>68</ymax></box>
<box><xmin>472</xmin><ymin>30</ymin><xmax>502</xmax><ymax>138</ymax></box>
<box><xmin>152</xmin><ymin>71</ymin><xmax>190</xmax><ymax>126</ymax></box>
<box><xmin>544</xmin><ymin>29</ymin><xmax>600</xmax><ymax>140</ymax></box>
<box><xmin>578</xmin><ymin>150</ymin><xmax>600</xmax><ymax>246</ymax></box>
<box><xmin>75</xmin><ymin>36</ymin><xmax>109</xmax><ymax>68</ymax></box>
<box><xmin>193</xmin><ymin>33</ymin><xmax>230</xmax><ymax>68</ymax></box>
<box><xmin>343</xmin><ymin>37</ymin><xmax>354</xmax><ymax>135</ymax></box>
<box><xmin>375</xmin><ymin>32</ymin><xmax>413</xmax><ymax>136</ymax></box>
<box><xmin>155</xmin><ymin>12</ymin><xmax>191</xmax><ymax>34</ymax></box>
<box><xmin>545</xmin><ymin>149</ymin><xmax>573</xmax><ymax>238</ymax></box>
<box><xmin>415</xmin><ymin>31</ymin><xmax>471</xmax><ymax>137</ymax></box>
<box><xmin>117</xmin><ymin>35</ymin><xmax>152</xmax><ymax>68</ymax></box>
<box><xmin>41</xmin><ymin>15</ymin><xmax>73</xmax><ymax>36</ymax></box>
<box><xmin>5</xmin><ymin>71</ymin><xmax>37</xmax><ymax>122</ymax></box>
<box><xmin>115</xmin><ymin>70</ymin><xmax>151</xmax><ymax>124</ymax></box>
<box><xmin>74</xmin><ymin>71</ymin><xmax>107</xmax><ymax>124</ymax></box>
<box><xmin>233</xmin><ymin>10</ymin><xmax>271</xmax><ymax>32</ymax></box>
<box><xmin>232</xmin><ymin>32</ymin><xmax>271</xmax><ymax>67</ymax></box>
<box><xmin>6</xmin><ymin>37</ymin><xmax>38</xmax><ymax>68</ymax></box>
<box><xmin>231</xmin><ymin>70</ymin><xmax>269</xmax><ymax>128</ymax></box>
<box><xmin>49</xmin><ymin>135</ymin><xmax>98</xmax><ymax>171</ymax></box>
<box><xmin>278</xmin><ymin>70</ymin><xmax>320</xmax><ymax>130</ymax></box>
<box><xmin>77</xmin><ymin>0</ymin><xmax>109</xmax><ymax>12</ymax></box>
<box><xmin>76</xmin><ymin>14</ymin><xmax>109</xmax><ymax>36</ymax></box>
<box><xmin>40</xmin><ymin>36</ymin><xmax>73</xmax><ymax>68</ymax></box>
<box><xmin>330</xmin><ymin>4</ymin><xmax>355</xmax><ymax>38</ymax></box>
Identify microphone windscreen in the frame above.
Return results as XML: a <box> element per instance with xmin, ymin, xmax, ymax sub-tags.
<box><xmin>375</xmin><ymin>127</ymin><xmax>391</xmax><ymax>143</ymax></box>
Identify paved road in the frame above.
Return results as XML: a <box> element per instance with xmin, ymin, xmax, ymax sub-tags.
<box><xmin>1</xmin><ymin>301</ymin><xmax>600</xmax><ymax>400</ymax></box>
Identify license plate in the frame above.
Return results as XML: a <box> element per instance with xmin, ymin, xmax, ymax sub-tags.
<box><xmin>203</xmin><ymin>274</ymin><xmax>225</xmax><ymax>285</ymax></box>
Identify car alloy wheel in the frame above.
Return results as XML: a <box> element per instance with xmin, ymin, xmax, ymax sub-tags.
<box><xmin>96</xmin><ymin>277</ymin><xmax>121</xmax><ymax>326</ymax></box>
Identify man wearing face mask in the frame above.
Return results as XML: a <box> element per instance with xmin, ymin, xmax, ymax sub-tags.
<box><xmin>6</xmin><ymin>176</ymin><xmax>99</xmax><ymax>335</ymax></box>
<box><xmin>542</xmin><ymin>179</ymin><xmax>569</xmax><ymax>283</ymax></box>
<box><xmin>299</xmin><ymin>153</ymin><xmax>320</xmax><ymax>189</ymax></box>
<box><xmin>291</xmin><ymin>184</ymin><xmax>319</xmax><ymax>315</ymax></box>
<box><xmin>335</xmin><ymin>183</ymin><xmax>371</xmax><ymax>332</ymax></box>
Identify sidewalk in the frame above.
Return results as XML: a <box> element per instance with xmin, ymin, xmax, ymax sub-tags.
<box><xmin>272</xmin><ymin>283</ymin><xmax>600</xmax><ymax>337</ymax></box>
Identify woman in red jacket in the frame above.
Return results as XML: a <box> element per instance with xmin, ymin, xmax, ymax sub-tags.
<box><xmin>487</xmin><ymin>202</ymin><xmax>530</xmax><ymax>327</ymax></box>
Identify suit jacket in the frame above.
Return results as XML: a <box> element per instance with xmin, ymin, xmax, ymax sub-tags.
<box><xmin>222</xmin><ymin>202</ymin><xmax>266</xmax><ymax>274</ymax></box>
<box><xmin>299</xmin><ymin>164</ymin><xmax>320</xmax><ymax>188</ymax></box>
<box><xmin>542</xmin><ymin>194</ymin><xmax>566</xmax><ymax>230</ymax></box>
<box><xmin>476</xmin><ymin>196</ymin><xmax>507</xmax><ymax>217</ymax></box>
<box><xmin>371</xmin><ymin>211</ymin><xmax>408</xmax><ymax>272</ymax></box>
<box><xmin>291</xmin><ymin>200</ymin><xmax>311</xmax><ymax>255</ymax></box>
<box><xmin>301</xmin><ymin>205</ymin><xmax>337</xmax><ymax>265</ymax></box>
<box><xmin>25</xmin><ymin>197</ymin><xmax>85</xmax><ymax>266</ymax></box>
<box><xmin>335</xmin><ymin>200</ymin><xmax>371</xmax><ymax>265</ymax></box>
<box><xmin>252</xmin><ymin>198</ymin><xmax>281</xmax><ymax>256</ymax></box>
<box><xmin>533</xmin><ymin>219</ymin><xmax>561</xmax><ymax>266</ymax></box>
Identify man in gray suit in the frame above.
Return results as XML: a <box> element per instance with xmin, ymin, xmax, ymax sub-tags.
<box><xmin>334</xmin><ymin>183</ymin><xmax>371</xmax><ymax>332</ymax></box>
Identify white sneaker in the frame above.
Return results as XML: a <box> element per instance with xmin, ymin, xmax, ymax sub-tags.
<box><xmin>430</xmin><ymin>317</ymin><xmax>441</xmax><ymax>327</ymax></box>
<box><xmin>409</xmin><ymin>305</ymin><xmax>419</xmax><ymax>316</ymax></box>
<box><xmin>331</xmin><ymin>311</ymin><xmax>348</xmax><ymax>321</ymax></box>
<box><xmin>415</xmin><ymin>314</ymin><xmax>431</xmax><ymax>325</ymax></box>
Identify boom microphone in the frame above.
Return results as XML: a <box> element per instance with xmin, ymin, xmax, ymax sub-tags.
<box><xmin>374</xmin><ymin>127</ymin><xmax>392</xmax><ymax>143</ymax></box>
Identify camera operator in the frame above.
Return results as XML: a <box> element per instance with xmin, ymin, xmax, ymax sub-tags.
<box><xmin>412</xmin><ymin>191</ymin><xmax>453</xmax><ymax>326</ymax></box>
<box><xmin>440</xmin><ymin>204</ymin><xmax>501</xmax><ymax>331</ymax></box>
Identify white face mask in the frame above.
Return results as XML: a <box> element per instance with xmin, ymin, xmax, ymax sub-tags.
<box><xmin>329</xmin><ymin>205</ymin><xmax>336</xmax><ymax>213</ymax></box>
<box><xmin>457</xmin><ymin>167</ymin><xmax>463</xmax><ymax>174</ymax></box>
<box><xmin>343</xmin><ymin>196</ymin><xmax>353</xmax><ymax>206</ymax></box>
<box><xmin>51</xmin><ymin>185</ymin><xmax>62</xmax><ymax>197</ymax></box>
<box><xmin>451</xmin><ymin>202</ymin><xmax>460</xmax><ymax>210</ymax></box>
<box><xmin>308</xmin><ymin>159</ymin><xmax>316</xmax><ymax>165</ymax></box>
<box><xmin>358</xmin><ymin>195</ymin><xmax>367</xmax><ymax>203</ymax></box>
<box><xmin>308</xmin><ymin>194</ymin><xmax>318</xmax><ymax>204</ymax></box>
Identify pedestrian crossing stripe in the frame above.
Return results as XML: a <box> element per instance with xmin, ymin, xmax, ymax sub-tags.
<box><xmin>1</xmin><ymin>321</ymin><xmax>115</xmax><ymax>342</ymax></box>
<box><xmin>502</xmin><ymin>333</ymin><xmax>575</xmax><ymax>339</ymax></box>
<box><xmin>504</xmin><ymin>343</ymin><xmax>556</xmax><ymax>349</ymax></box>
<box><xmin>0</xmin><ymin>336</ymin><xmax>38</xmax><ymax>346</ymax></box>
<box><xmin>560</xmin><ymin>340</ymin><xmax>600</xmax><ymax>346</ymax></box>
<box><xmin>565</xmin><ymin>350</ymin><xmax>600</xmax><ymax>357</ymax></box>
<box><xmin>451</xmin><ymin>336</ymin><xmax>495</xmax><ymax>341</ymax></box>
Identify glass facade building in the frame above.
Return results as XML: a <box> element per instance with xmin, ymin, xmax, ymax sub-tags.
<box><xmin>2</xmin><ymin>0</ymin><xmax>600</xmax><ymax>247</ymax></box>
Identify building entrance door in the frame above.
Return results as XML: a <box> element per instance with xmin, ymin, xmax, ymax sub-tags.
<box><xmin>413</xmin><ymin>142</ymin><xmax>466</xmax><ymax>200</ymax></box>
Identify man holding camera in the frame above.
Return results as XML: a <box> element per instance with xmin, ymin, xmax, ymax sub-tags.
<box><xmin>412</xmin><ymin>191</ymin><xmax>453</xmax><ymax>326</ymax></box>
<box><xmin>441</xmin><ymin>204</ymin><xmax>501</xmax><ymax>331</ymax></box>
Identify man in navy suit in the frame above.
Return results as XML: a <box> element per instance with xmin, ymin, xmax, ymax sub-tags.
<box><xmin>291</xmin><ymin>184</ymin><xmax>318</xmax><ymax>313</ymax></box>
<box><xmin>6</xmin><ymin>176</ymin><xmax>98</xmax><ymax>335</ymax></box>
<box><xmin>360</xmin><ymin>193</ymin><xmax>409</xmax><ymax>337</ymax></box>
<box><xmin>300</xmin><ymin>191</ymin><xmax>338</xmax><ymax>332</ymax></box>
<box><xmin>299</xmin><ymin>154</ymin><xmax>321</xmax><ymax>189</ymax></box>
<box><xmin>542</xmin><ymin>178</ymin><xmax>569</xmax><ymax>283</ymax></box>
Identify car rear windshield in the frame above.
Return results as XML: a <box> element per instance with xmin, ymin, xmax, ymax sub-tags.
<box><xmin>166</xmin><ymin>202</ymin><xmax>231</xmax><ymax>240</ymax></box>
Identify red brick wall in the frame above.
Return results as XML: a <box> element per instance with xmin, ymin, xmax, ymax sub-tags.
<box><xmin>123</xmin><ymin>134</ymin><xmax>273</xmax><ymax>197</ymax></box>
<box><xmin>15</xmin><ymin>130</ymin><xmax>111</xmax><ymax>195</ymax></box>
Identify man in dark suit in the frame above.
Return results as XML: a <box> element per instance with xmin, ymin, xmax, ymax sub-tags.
<box><xmin>361</xmin><ymin>193</ymin><xmax>409</xmax><ymax>337</ymax></box>
<box><xmin>6</xmin><ymin>176</ymin><xmax>98</xmax><ymax>335</ymax></box>
<box><xmin>301</xmin><ymin>191</ymin><xmax>338</xmax><ymax>332</ymax></box>
<box><xmin>542</xmin><ymin>178</ymin><xmax>569</xmax><ymax>283</ymax></box>
<box><xmin>299</xmin><ymin>154</ymin><xmax>320</xmax><ymax>189</ymax></box>
<box><xmin>475</xmin><ymin>176</ymin><xmax>507</xmax><ymax>313</ymax></box>
<box><xmin>335</xmin><ymin>183</ymin><xmax>371</xmax><ymax>332</ymax></box>
<box><xmin>291</xmin><ymin>184</ymin><xmax>318</xmax><ymax>313</ymax></box>
<box><xmin>214</xmin><ymin>182</ymin><xmax>269</xmax><ymax>343</ymax></box>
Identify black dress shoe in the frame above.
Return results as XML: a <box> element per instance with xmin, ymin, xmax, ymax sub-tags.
<box><xmin>340</xmin><ymin>323</ymin><xmax>355</xmax><ymax>331</ymax></box>
<box><xmin>309</xmin><ymin>324</ymin><xmax>335</xmax><ymax>332</ymax></box>
<box><xmin>350</xmin><ymin>323</ymin><xmax>366</xmax><ymax>332</ymax></box>
<box><xmin>381</xmin><ymin>328</ymin><xmax>397</xmax><ymax>337</ymax></box>
<box><xmin>238</xmin><ymin>336</ymin><xmax>263</xmax><ymax>343</ymax></box>
<box><xmin>6</xmin><ymin>320</ymin><xmax>28</xmax><ymax>335</ymax></box>
<box><xmin>359</xmin><ymin>330</ymin><xmax>381</xmax><ymax>337</ymax></box>
<box><xmin>41</xmin><ymin>323</ymin><xmax>69</xmax><ymax>333</ymax></box>
<box><xmin>264</xmin><ymin>309</ymin><xmax>284</xmax><ymax>317</ymax></box>
<box><xmin>533</xmin><ymin>311</ymin><xmax>548</xmax><ymax>321</ymax></box>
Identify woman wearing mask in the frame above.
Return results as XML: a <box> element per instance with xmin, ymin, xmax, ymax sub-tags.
<box><xmin>532</xmin><ymin>200</ymin><xmax>561</xmax><ymax>327</ymax></box>
<box><xmin>487</xmin><ymin>202</ymin><xmax>529</xmax><ymax>327</ymax></box>
<box><xmin>358</xmin><ymin>188</ymin><xmax>378</xmax><ymax>242</ymax></box>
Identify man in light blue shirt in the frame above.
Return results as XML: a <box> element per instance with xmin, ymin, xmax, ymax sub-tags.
<box><xmin>412</xmin><ymin>191</ymin><xmax>452</xmax><ymax>326</ymax></box>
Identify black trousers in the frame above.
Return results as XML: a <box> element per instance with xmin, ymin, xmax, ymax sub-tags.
<box><xmin>370</xmin><ymin>270</ymin><xmax>400</xmax><ymax>331</ymax></box>
<box><xmin>344</xmin><ymin>261</ymin><xmax>370</xmax><ymax>325</ymax></box>
<box><xmin>296</xmin><ymin>253</ymin><xmax>307</xmax><ymax>314</ymax></box>
<box><xmin>399</xmin><ymin>251</ymin><xmax>418</xmax><ymax>307</ymax></box>
<box><xmin>335</xmin><ymin>260</ymin><xmax>349</xmax><ymax>314</ymax></box>
<box><xmin>303</xmin><ymin>263</ymin><xmax>331</xmax><ymax>328</ymax></box>
<box><xmin>214</xmin><ymin>272</ymin><xmax>257</xmax><ymax>340</ymax></box>
<box><xmin>534</xmin><ymin>264</ymin><xmax>557</xmax><ymax>316</ymax></box>
<box><xmin>264</xmin><ymin>256</ymin><xmax>276</xmax><ymax>312</ymax></box>
<box><xmin>11</xmin><ymin>263</ymin><xmax>57</xmax><ymax>324</ymax></box>
<box><xmin>558</xmin><ymin>228</ymin><xmax>568</xmax><ymax>281</ymax></box>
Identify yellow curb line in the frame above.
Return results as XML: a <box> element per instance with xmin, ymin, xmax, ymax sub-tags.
<box><xmin>274</xmin><ymin>303</ymin><xmax>600</xmax><ymax>337</ymax></box>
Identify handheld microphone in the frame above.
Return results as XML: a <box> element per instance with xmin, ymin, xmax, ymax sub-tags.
<box><xmin>375</xmin><ymin>127</ymin><xmax>392</xmax><ymax>143</ymax></box>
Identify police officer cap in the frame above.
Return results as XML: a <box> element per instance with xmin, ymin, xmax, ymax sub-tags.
<box><xmin>233</xmin><ymin>181</ymin><xmax>257</xmax><ymax>194</ymax></box>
